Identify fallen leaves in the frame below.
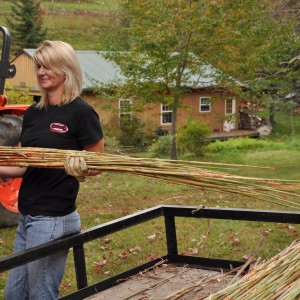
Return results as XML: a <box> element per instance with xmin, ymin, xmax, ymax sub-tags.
<box><xmin>91</xmin><ymin>229</ymin><xmax>162</xmax><ymax>276</ymax></box>
<box><xmin>287</xmin><ymin>225</ymin><xmax>299</xmax><ymax>236</ymax></box>
<box><xmin>93</xmin><ymin>259</ymin><xmax>107</xmax><ymax>272</ymax></box>
<box><xmin>229</xmin><ymin>234</ymin><xmax>240</xmax><ymax>246</ymax></box>
<box><xmin>277</xmin><ymin>223</ymin><xmax>299</xmax><ymax>236</ymax></box>
<box><xmin>60</xmin><ymin>282</ymin><xmax>72</xmax><ymax>291</ymax></box>
<box><xmin>93</xmin><ymin>243</ymin><xmax>144</xmax><ymax>275</ymax></box>
<box><xmin>104</xmin><ymin>236</ymin><xmax>113</xmax><ymax>243</ymax></box>
<box><xmin>118</xmin><ymin>252</ymin><xmax>129</xmax><ymax>259</ymax></box>
<box><xmin>99</xmin><ymin>245</ymin><xmax>109</xmax><ymax>251</ymax></box>
<box><xmin>117</xmin><ymin>245</ymin><xmax>143</xmax><ymax>259</ymax></box>
<box><xmin>147</xmin><ymin>233</ymin><xmax>157</xmax><ymax>242</ymax></box>
<box><xmin>129</xmin><ymin>246</ymin><xmax>142</xmax><ymax>254</ymax></box>
<box><xmin>186</xmin><ymin>248</ymin><xmax>199</xmax><ymax>255</ymax></box>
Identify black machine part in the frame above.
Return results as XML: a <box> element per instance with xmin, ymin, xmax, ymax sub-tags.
<box><xmin>0</xmin><ymin>26</ymin><xmax>19</xmax><ymax>228</ymax></box>
<box><xmin>0</xmin><ymin>26</ymin><xmax>16</xmax><ymax>95</ymax></box>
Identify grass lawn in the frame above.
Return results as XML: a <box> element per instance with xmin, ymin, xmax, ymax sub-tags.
<box><xmin>0</xmin><ymin>0</ymin><xmax>120</xmax><ymax>52</ymax></box>
<box><xmin>1</xmin><ymin>133</ymin><xmax>300</xmax><ymax>297</ymax></box>
<box><xmin>41</xmin><ymin>0</ymin><xmax>120</xmax><ymax>50</ymax></box>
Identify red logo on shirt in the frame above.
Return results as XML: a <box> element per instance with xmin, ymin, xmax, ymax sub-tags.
<box><xmin>50</xmin><ymin>123</ymin><xmax>69</xmax><ymax>133</ymax></box>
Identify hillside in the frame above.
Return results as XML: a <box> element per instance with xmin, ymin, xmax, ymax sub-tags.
<box><xmin>0</xmin><ymin>0</ymin><xmax>120</xmax><ymax>51</ymax></box>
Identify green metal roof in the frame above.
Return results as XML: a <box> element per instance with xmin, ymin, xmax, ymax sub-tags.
<box><xmin>23</xmin><ymin>49</ymin><xmax>122</xmax><ymax>91</ymax></box>
<box><xmin>23</xmin><ymin>49</ymin><xmax>225</xmax><ymax>91</ymax></box>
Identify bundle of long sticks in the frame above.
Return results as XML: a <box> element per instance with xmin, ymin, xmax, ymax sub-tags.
<box><xmin>206</xmin><ymin>239</ymin><xmax>300</xmax><ymax>299</ymax></box>
<box><xmin>1</xmin><ymin>146</ymin><xmax>300</xmax><ymax>209</ymax></box>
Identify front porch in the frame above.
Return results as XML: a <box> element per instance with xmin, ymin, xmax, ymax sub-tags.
<box><xmin>208</xmin><ymin>129</ymin><xmax>259</xmax><ymax>142</ymax></box>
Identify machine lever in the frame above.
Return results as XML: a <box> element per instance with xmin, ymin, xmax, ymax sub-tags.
<box><xmin>0</xmin><ymin>26</ymin><xmax>16</xmax><ymax>95</ymax></box>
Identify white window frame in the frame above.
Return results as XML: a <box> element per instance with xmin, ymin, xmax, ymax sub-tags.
<box><xmin>225</xmin><ymin>97</ymin><xmax>236</xmax><ymax>115</ymax></box>
<box><xmin>199</xmin><ymin>97</ymin><xmax>211</xmax><ymax>112</ymax></box>
<box><xmin>223</xmin><ymin>98</ymin><xmax>236</xmax><ymax>132</ymax></box>
<box><xmin>119</xmin><ymin>98</ymin><xmax>132</xmax><ymax>120</ymax></box>
<box><xmin>161</xmin><ymin>104</ymin><xmax>172</xmax><ymax>124</ymax></box>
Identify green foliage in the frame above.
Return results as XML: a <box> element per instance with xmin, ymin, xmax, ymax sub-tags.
<box><xmin>99</xmin><ymin>0</ymin><xmax>298</xmax><ymax>159</ymax></box>
<box><xmin>206</xmin><ymin>137</ymin><xmax>284</xmax><ymax>153</ymax></box>
<box><xmin>142</xmin><ymin>119</ymin><xmax>157</xmax><ymax>146</ymax></box>
<box><xmin>4</xmin><ymin>85</ymin><xmax>33</xmax><ymax>104</ymax></box>
<box><xmin>119</xmin><ymin>116</ymin><xmax>145</xmax><ymax>147</ymax></box>
<box><xmin>102</xmin><ymin>115</ymin><xmax>122</xmax><ymax>142</ymax></box>
<box><xmin>104</xmin><ymin>115</ymin><xmax>146</xmax><ymax>148</ymax></box>
<box><xmin>41</xmin><ymin>0</ymin><xmax>119</xmax><ymax>12</ymax></box>
<box><xmin>103</xmin><ymin>135</ymin><xmax>120</xmax><ymax>151</ymax></box>
<box><xmin>6</xmin><ymin>0</ymin><xmax>47</xmax><ymax>55</ymax></box>
<box><xmin>176</xmin><ymin>118</ymin><xmax>211</xmax><ymax>157</ymax></box>
<box><xmin>0</xmin><ymin>0</ymin><xmax>121</xmax><ymax>51</ymax></box>
<box><xmin>231</xmin><ymin>2</ymin><xmax>300</xmax><ymax>124</ymax></box>
<box><xmin>266</xmin><ymin>109</ymin><xmax>300</xmax><ymax>138</ymax></box>
<box><xmin>149</xmin><ymin>134</ymin><xmax>171</xmax><ymax>158</ymax></box>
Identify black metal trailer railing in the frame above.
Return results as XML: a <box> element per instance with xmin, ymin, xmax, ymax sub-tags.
<box><xmin>1</xmin><ymin>205</ymin><xmax>300</xmax><ymax>299</ymax></box>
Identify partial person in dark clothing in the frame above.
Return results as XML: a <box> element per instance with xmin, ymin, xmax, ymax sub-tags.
<box><xmin>0</xmin><ymin>40</ymin><xmax>104</xmax><ymax>300</ymax></box>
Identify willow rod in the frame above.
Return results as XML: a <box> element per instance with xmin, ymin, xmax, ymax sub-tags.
<box><xmin>207</xmin><ymin>239</ymin><xmax>300</xmax><ymax>300</ymax></box>
<box><xmin>1</xmin><ymin>146</ymin><xmax>300</xmax><ymax>209</ymax></box>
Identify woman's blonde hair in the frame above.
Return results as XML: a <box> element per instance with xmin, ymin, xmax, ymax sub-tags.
<box><xmin>34</xmin><ymin>40</ymin><xmax>82</xmax><ymax>108</ymax></box>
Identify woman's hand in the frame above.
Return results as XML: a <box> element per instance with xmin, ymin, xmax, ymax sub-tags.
<box><xmin>64</xmin><ymin>156</ymin><xmax>89</xmax><ymax>182</ymax></box>
<box><xmin>65</xmin><ymin>139</ymin><xmax>104</xmax><ymax>182</ymax></box>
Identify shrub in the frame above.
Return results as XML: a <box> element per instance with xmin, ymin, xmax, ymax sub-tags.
<box><xmin>104</xmin><ymin>115</ymin><xmax>146</xmax><ymax>148</ymax></box>
<box><xmin>176</xmin><ymin>118</ymin><xmax>211</xmax><ymax>156</ymax></box>
<box><xmin>142</xmin><ymin>119</ymin><xmax>157</xmax><ymax>147</ymax></box>
<box><xmin>102</xmin><ymin>115</ymin><xmax>122</xmax><ymax>140</ymax></box>
<box><xmin>149</xmin><ymin>134</ymin><xmax>171</xmax><ymax>158</ymax></box>
<box><xmin>103</xmin><ymin>135</ymin><xmax>120</xmax><ymax>152</ymax></box>
<box><xmin>119</xmin><ymin>116</ymin><xmax>145</xmax><ymax>147</ymax></box>
<box><xmin>4</xmin><ymin>85</ymin><xmax>33</xmax><ymax>104</ymax></box>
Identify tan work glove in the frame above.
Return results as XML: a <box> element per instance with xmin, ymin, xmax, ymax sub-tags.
<box><xmin>64</xmin><ymin>156</ymin><xmax>89</xmax><ymax>182</ymax></box>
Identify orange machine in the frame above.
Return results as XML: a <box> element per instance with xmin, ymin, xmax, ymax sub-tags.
<box><xmin>0</xmin><ymin>26</ymin><xmax>30</xmax><ymax>227</ymax></box>
<box><xmin>0</xmin><ymin>101</ymin><xmax>29</xmax><ymax>215</ymax></box>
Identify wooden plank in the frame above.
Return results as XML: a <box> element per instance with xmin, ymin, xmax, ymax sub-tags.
<box><xmin>84</xmin><ymin>264</ymin><xmax>237</xmax><ymax>300</ymax></box>
<box><xmin>208</xmin><ymin>129</ymin><xmax>259</xmax><ymax>142</ymax></box>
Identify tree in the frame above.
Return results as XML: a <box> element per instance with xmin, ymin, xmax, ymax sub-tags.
<box><xmin>99</xmin><ymin>0</ymin><xmax>297</xmax><ymax>159</ymax></box>
<box><xmin>6</xmin><ymin>0</ymin><xmax>47</xmax><ymax>55</ymax></box>
<box><xmin>232</xmin><ymin>0</ymin><xmax>300</xmax><ymax>127</ymax></box>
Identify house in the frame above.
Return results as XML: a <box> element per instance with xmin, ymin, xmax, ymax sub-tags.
<box><xmin>7</xmin><ymin>49</ymin><xmax>246</xmax><ymax>133</ymax></box>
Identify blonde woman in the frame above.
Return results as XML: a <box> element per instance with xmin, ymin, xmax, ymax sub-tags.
<box><xmin>2</xmin><ymin>40</ymin><xmax>104</xmax><ymax>300</ymax></box>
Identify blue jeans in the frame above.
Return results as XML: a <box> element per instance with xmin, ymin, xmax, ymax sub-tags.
<box><xmin>4</xmin><ymin>210</ymin><xmax>81</xmax><ymax>300</ymax></box>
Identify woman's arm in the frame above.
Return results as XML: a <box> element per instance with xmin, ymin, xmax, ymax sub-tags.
<box><xmin>84</xmin><ymin>138</ymin><xmax>104</xmax><ymax>152</ymax></box>
<box><xmin>0</xmin><ymin>166</ymin><xmax>27</xmax><ymax>178</ymax></box>
<box><xmin>0</xmin><ymin>143</ymin><xmax>26</xmax><ymax>177</ymax></box>
<box><xmin>83</xmin><ymin>138</ymin><xmax>104</xmax><ymax>176</ymax></box>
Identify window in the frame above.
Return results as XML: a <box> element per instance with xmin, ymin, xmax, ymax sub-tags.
<box><xmin>161</xmin><ymin>104</ymin><xmax>172</xmax><ymax>124</ymax></box>
<box><xmin>199</xmin><ymin>97</ymin><xmax>211</xmax><ymax>112</ymax></box>
<box><xmin>119</xmin><ymin>99</ymin><xmax>132</xmax><ymax>121</ymax></box>
<box><xmin>225</xmin><ymin>98</ymin><xmax>236</xmax><ymax>115</ymax></box>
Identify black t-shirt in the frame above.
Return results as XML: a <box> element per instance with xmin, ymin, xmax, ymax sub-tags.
<box><xmin>18</xmin><ymin>97</ymin><xmax>103</xmax><ymax>216</ymax></box>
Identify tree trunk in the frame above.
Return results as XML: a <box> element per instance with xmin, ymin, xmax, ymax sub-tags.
<box><xmin>290</xmin><ymin>108</ymin><xmax>295</xmax><ymax>136</ymax></box>
<box><xmin>269</xmin><ymin>103</ymin><xmax>275</xmax><ymax>126</ymax></box>
<box><xmin>170</xmin><ymin>94</ymin><xmax>179</xmax><ymax>160</ymax></box>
